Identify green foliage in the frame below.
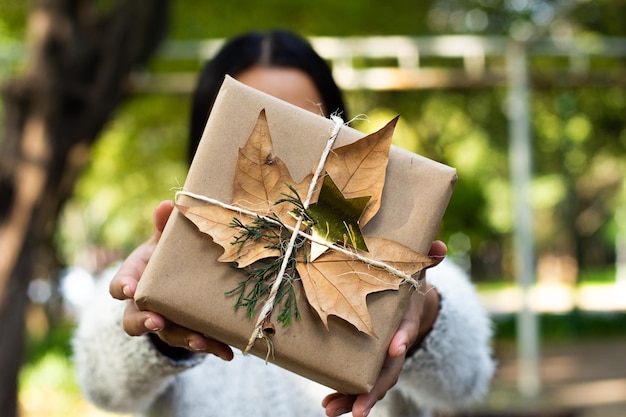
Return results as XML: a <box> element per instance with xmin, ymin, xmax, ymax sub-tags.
<box><xmin>493</xmin><ymin>309</ymin><xmax>626</xmax><ymax>342</ymax></box>
<box><xmin>168</xmin><ymin>0</ymin><xmax>431</xmax><ymax>39</ymax></box>
<box><xmin>0</xmin><ymin>0</ymin><xmax>27</xmax><ymax>41</ymax></box>
<box><xmin>427</xmin><ymin>0</ymin><xmax>626</xmax><ymax>38</ymax></box>
<box><xmin>18</xmin><ymin>351</ymin><xmax>87</xmax><ymax>417</ymax></box>
<box><xmin>578</xmin><ymin>268</ymin><xmax>618</xmax><ymax>284</ymax></box>
<box><xmin>57</xmin><ymin>94</ymin><xmax>188</xmax><ymax>259</ymax></box>
<box><xmin>25</xmin><ymin>319</ymin><xmax>74</xmax><ymax>364</ymax></box>
<box><xmin>0</xmin><ymin>0</ymin><xmax>27</xmax><ymax>87</ymax></box>
<box><xmin>530</xmin><ymin>86</ymin><xmax>626</xmax><ymax>270</ymax></box>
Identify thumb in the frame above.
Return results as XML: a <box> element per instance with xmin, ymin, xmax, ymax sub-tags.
<box><xmin>153</xmin><ymin>200</ymin><xmax>175</xmax><ymax>235</ymax></box>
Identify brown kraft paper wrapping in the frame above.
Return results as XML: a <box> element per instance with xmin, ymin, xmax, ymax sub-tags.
<box><xmin>135</xmin><ymin>76</ymin><xmax>457</xmax><ymax>394</ymax></box>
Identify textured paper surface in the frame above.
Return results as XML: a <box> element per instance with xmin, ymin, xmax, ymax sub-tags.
<box><xmin>135</xmin><ymin>76</ymin><xmax>457</xmax><ymax>394</ymax></box>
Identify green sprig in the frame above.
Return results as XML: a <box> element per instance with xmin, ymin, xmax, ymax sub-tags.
<box><xmin>225</xmin><ymin>185</ymin><xmax>307</xmax><ymax>327</ymax></box>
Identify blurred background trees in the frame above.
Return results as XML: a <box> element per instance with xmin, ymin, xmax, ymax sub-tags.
<box><xmin>1</xmin><ymin>0</ymin><xmax>625</xmax><ymax>415</ymax></box>
<box><xmin>52</xmin><ymin>0</ymin><xmax>626</xmax><ymax>284</ymax></box>
<box><xmin>0</xmin><ymin>0</ymin><xmax>169</xmax><ymax>415</ymax></box>
<box><xmin>58</xmin><ymin>0</ymin><xmax>626</xmax><ymax>284</ymax></box>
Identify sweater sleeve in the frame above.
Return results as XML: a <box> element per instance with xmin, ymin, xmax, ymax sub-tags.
<box><xmin>72</xmin><ymin>277</ymin><xmax>204</xmax><ymax>413</ymax></box>
<box><xmin>394</xmin><ymin>259</ymin><xmax>495</xmax><ymax>411</ymax></box>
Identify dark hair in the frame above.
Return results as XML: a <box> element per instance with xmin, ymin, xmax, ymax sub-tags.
<box><xmin>188</xmin><ymin>29</ymin><xmax>347</xmax><ymax>163</ymax></box>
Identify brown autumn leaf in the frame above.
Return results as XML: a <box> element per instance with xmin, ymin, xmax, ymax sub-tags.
<box><xmin>321</xmin><ymin>116</ymin><xmax>398</xmax><ymax>227</ymax></box>
<box><xmin>177</xmin><ymin>204</ymin><xmax>280</xmax><ymax>268</ymax></box>
<box><xmin>295</xmin><ymin>236</ymin><xmax>434</xmax><ymax>336</ymax></box>
<box><xmin>232</xmin><ymin>109</ymin><xmax>310</xmax><ymax>223</ymax></box>
<box><xmin>177</xmin><ymin>109</ymin><xmax>430</xmax><ymax>335</ymax></box>
<box><xmin>177</xmin><ymin>110</ymin><xmax>305</xmax><ymax>267</ymax></box>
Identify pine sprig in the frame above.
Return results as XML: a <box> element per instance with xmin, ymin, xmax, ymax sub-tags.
<box><xmin>225</xmin><ymin>186</ymin><xmax>308</xmax><ymax>327</ymax></box>
<box><xmin>225</xmin><ymin>258</ymin><xmax>281</xmax><ymax>318</ymax></box>
<box><xmin>229</xmin><ymin>215</ymin><xmax>282</xmax><ymax>252</ymax></box>
<box><xmin>276</xmin><ymin>183</ymin><xmax>316</xmax><ymax>226</ymax></box>
<box><xmin>275</xmin><ymin>278</ymin><xmax>301</xmax><ymax>326</ymax></box>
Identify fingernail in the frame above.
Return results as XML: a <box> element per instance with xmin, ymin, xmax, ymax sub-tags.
<box><xmin>398</xmin><ymin>343</ymin><xmax>407</xmax><ymax>355</ymax></box>
<box><xmin>364</xmin><ymin>407</ymin><xmax>371</xmax><ymax>417</ymax></box>
<box><xmin>188</xmin><ymin>337</ymin><xmax>206</xmax><ymax>351</ymax></box>
<box><xmin>122</xmin><ymin>285</ymin><xmax>133</xmax><ymax>298</ymax></box>
<box><xmin>144</xmin><ymin>318</ymin><xmax>160</xmax><ymax>332</ymax></box>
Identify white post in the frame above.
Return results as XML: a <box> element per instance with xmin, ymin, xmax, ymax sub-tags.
<box><xmin>506</xmin><ymin>40</ymin><xmax>541</xmax><ymax>398</ymax></box>
<box><xmin>616</xmin><ymin>196</ymin><xmax>626</xmax><ymax>287</ymax></box>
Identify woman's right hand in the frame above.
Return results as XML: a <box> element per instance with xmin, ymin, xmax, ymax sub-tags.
<box><xmin>109</xmin><ymin>200</ymin><xmax>234</xmax><ymax>361</ymax></box>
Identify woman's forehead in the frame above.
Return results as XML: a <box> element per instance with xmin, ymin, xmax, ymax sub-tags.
<box><xmin>236</xmin><ymin>66</ymin><xmax>325</xmax><ymax>115</ymax></box>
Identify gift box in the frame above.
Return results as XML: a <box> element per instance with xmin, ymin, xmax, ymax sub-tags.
<box><xmin>135</xmin><ymin>76</ymin><xmax>457</xmax><ymax>394</ymax></box>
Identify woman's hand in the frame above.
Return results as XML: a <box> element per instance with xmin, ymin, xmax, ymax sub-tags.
<box><xmin>109</xmin><ymin>200</ymin><xmax>234</xmax><ymax>361</ymax></box>
<box><xmin>322</xmin><ymin>241</ymin><xmax>446</xmax><ymax>417</ymax></box>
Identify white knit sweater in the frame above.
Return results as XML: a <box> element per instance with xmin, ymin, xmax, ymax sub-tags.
<box><xmin>73</xmin><ymin>260</ymin><xmax>495</xmax><ymax>417</ymax></box>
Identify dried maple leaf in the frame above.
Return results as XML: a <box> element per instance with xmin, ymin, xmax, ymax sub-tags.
<box><xmin>322</xmin><ymin>116</ymin><xmax>398</xmax><ymax>227</ymax></box>
<box><xmin>177</xmin><ymin>110</ymin><xmax>306</xmax><ymax>267</ymax></box>
<box><xmin>232</xmin><ymin>109</ymin><xmax>310</xmax><ymax>223</ymax></box>
<box><xmin>177</xmin><ymin>204</ymin><xmax>280</xmax><ymax>268</ymax></box>
<box><xmin>177</xmin><ymin>110</ymin><xmax>430</xmax><ymax>336</ymax></box>
<box><xmin>296</xmin><ymin>237</ymin><xmax>434</xmax><ymax>336</ymax></box>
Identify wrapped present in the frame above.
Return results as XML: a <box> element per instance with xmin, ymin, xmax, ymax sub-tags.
<box><xmin>135</xmin><ymin>76</ymin><xmax>457</xmax><ymax>394</ymax></box>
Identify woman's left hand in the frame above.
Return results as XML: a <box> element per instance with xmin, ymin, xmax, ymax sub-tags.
<box><xmin>322</xmin><ymin>240</ymin><xmax>446</xmax><ymax>417</ymax></box>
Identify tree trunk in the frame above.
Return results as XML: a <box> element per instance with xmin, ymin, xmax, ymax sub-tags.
<box><xmin>0</xmin><ymin>1</ymin><xmax>169</xmax><ymax>414</ymax></box>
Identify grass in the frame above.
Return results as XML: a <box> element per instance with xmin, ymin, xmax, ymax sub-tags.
<box><xmin>474</xmin><ymin>266</ymin><xmax>619</xmax><ymax>289</ymax></box>
<box><xmin>492</xmin><ymin>309</ymin><xmax>626</xmax><ymax>342</ymax></box>
<box><xmin>578</xmin><ymin>267</ymin><xmax>619</xmax><ymax>284</ymax></box>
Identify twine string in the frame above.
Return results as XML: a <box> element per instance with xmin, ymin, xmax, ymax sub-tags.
<box><xmin>242</xmin><ymin>115</ymin><xmax>343</xmax><ymax>354</ymax></box>
<box><xmin>174</xmin><ymin>190</ymin><xmax>423</xmax><ymax>288</ymax></box>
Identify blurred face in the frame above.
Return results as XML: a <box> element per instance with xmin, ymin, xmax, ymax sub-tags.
<box><xmin>236</xmin><ymin>66</ymin><xmax>325</xmax><ymax>115</ymax></box>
